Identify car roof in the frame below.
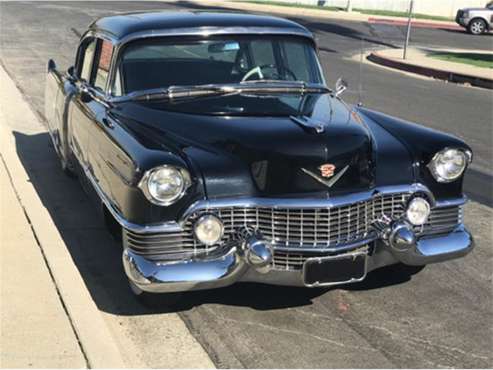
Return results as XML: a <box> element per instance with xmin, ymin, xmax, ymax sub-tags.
<box><xmin>88</xmin><ymin>11</ymin><xmax>312</xmax><ymax>42</ymax></box>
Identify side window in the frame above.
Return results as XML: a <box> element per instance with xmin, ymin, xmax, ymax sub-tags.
<box><xmin>94</xmin><ymin>39</ymin><xmax>114</xmax><ymax>92</ymax></box>
<box><xmin>113</xmin><ymin>68</ymin><xmax>123</xmax><ymax>96</ymax></box>
<box><xmin>80</xmin><ymin>39</ymin><xmax>97</xmax><ymax>83</ymax></box>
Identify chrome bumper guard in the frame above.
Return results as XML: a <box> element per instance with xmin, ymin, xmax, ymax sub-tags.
<box><xmin>123</xmin><ymin>225</ymin><xmax>474</xmax><ymax>293</ymax></box>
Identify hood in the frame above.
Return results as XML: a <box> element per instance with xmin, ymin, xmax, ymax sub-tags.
<box><xmin>111</xmin><ymin>93</ymin><xmax>375</xmax><ymax>198</ymax></box>
<box><xmin>460</xmin><ymin>7</ymin><xmax>488</xmax><ymax>11</ymax></box>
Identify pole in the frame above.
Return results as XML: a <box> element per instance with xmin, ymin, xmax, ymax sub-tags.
<box><xmin>346</xmin><ymin>0</ymin><xmax>352</xmax><ymax>12</ymax></box>
<box><xmin>403</xmin><ymin>0</ymin><xmax>414</xmax><ymax>59</ymax></box>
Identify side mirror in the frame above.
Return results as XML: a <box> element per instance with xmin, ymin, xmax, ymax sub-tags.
<box><xmin>67</xmin><ymin>66</ymin><xmax>75</xmax><ymax>77</ymax></box>
<box><xmin>47</xmin><ymin>59</ymin><xmax>57</xmax><ymax>72</ymax></box>
<box><xmin>335</xmin><ymin>77</ymin><xmax>348</xmax><ymax>98</ymax></box>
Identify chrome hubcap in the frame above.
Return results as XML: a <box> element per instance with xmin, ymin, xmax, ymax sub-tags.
<box><xmin>471</xmin><ymin>21</ymin><xmax>484</xmax><ymax>33</ymax></box>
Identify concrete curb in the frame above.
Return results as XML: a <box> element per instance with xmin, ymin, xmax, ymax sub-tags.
<box><xmin>0</xmin><ymin>65</ymin><xmax>126</xmax><ymax>368</ymax></box>
<box><xmin>368</xmin><ymin>17</ymin><xmax>462</xmax><ymax>30</ymax></box>
<box><xmin>368</xmin><ymin>51</ymin><xmax>493</xmax><ymax>89</ymax></box>
<box><xmin>189</xmin><ymin>0</ymin><xmax>366</xmax><ymax>22</ymax></box>
<box><xmin>192</xmin><ymin>0</ymin><xmax>463</xmax><ymax>28</ymax></box>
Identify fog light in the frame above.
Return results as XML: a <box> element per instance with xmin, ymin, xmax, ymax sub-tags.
<box><xmin>406</xmin><ymin>197</ymin><xmax>431</xmax><ymax>226</ymax></box>
<box><xmin>194</xmin><ymin>214</ymin><xmax>224</xmax><ymax>246</ymax></box>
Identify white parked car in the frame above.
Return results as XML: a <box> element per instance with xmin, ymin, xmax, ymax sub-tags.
<box><xmin>456</xmin><ymin>1</ymin><xmax>493</xmax><ymax>35</ymax></box>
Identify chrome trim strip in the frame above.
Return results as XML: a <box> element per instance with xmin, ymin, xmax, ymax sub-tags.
<box><xmin>434</xmin><ymin>196</ymin><xmax>467</xmax><ymax>208</ymax></box>
<box><xmin>81</xmin><ymin>162</ymin><xmax>182</xmax><ymax>233</ymax></box>
<box><xmin>271</xmin><ymin>236</ymin><xmax>376</xmax><ymax>253</ymax></box>
<box><xmin>117</xmin><ymin>27</ymin><xmax>314</xmax><ymax>46</ymax></box>
<box><xmin>107</xmin><ymin>26</ymin><xmax>314</xmax><ymax>96</ymax></box>
<box><xmin>182</xmin><ymin>183</ymin><xmax>435</xmax><ymax>218</ymax></box>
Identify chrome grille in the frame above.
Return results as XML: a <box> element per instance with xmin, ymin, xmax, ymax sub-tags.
<box><xmin>416</xmin><ymin>205</ymin><xmax>463</xmax><ymax>236</ymax></box>
<box><xmin>123</xmin><ymin>194</ymin><xmax>464</xmax><ymax>267</ymax></box>
<box><xmin>204</xmin><ymin>192</ymin><xmax>411</xmax><ymax>248</ymax></box>
<box><xmin>124</xmin><ymin>227</ymin><xmax>200</xmax><ymax>261</ymax></box>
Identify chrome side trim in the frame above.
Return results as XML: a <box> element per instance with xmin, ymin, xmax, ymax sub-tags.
<box><xmin>81</xmin><ymin>161</ymin><xmax>182</xmax><ymax>233</ymax></box>
<box><xmin>83</xmin><ymin>161</ymin><xmax>465</xmax><ymax>238</ymax></box>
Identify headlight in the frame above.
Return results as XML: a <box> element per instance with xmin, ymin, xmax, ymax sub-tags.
<box><xmin>139</xmin><ymin>165</ymin><xmax>191</xmax><ymax>206</ymax></box>
<box><xmin>428</xmin><ymin>148</ymin><xmax>470</xmax><ymax>183</ymax></box>
<box><xmin>194</xmin><ymin>214</ymin><xmax>224</xmax><ymax>246</ymax></box>
<box><xmin>406</xmin><ymin>197</ymin><xmax>431</xmax><ymax>226</ymax></box>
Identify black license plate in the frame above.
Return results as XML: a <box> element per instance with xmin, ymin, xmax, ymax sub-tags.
<box><xmin>303</xmin><ymin>252</ymin><xmax>368</xmax><ymax>287</ymax></box>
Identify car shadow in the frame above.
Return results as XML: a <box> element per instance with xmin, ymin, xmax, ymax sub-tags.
<box><xmin>12</xmin><ymin>130</ymin><xmax>426</xmax><ymax>315</ymax></box>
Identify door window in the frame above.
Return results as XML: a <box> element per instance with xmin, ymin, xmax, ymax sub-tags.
<box><xmin>94</xmin><ymin>39</ymin><xmax>114</xmax><ymax>92</ymax></box>
<box><xmin>80</xmin><ymin>39</ymin><xmax>97</xmax><ymax>83</ymax></box>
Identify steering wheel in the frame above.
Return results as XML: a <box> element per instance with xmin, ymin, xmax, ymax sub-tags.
<box><xmin>241</xmin><ymin>64</ymin><xmax>298</xmax><ymax>82</ymax></box>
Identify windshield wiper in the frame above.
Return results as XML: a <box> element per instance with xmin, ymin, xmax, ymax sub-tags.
<box><xmin>111</xmin><ymin>81</ymin><xmax>331</xmax><ymax>103</ymax></box>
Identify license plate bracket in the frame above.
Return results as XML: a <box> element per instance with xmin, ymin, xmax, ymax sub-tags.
<box><xmin>302</xmin><ymin>252</ymin><xmax>368</xmax><ymax>287</ymax></box>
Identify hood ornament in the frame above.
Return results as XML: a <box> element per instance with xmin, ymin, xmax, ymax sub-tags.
<box><xmin>289</xmin><ymin>115</ymin><xmax>325</xmax><ymax>134</ymax></box>
<box><xmin>301</xmin><ymin>164</ymin><xmax>349</xmax><ymax>188</ymax></box>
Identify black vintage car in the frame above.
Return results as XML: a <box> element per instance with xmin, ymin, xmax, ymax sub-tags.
<box><xmin>45</xmin><ymin>11</ymin><xmax>474</xmax><ymax>299</ymax></box>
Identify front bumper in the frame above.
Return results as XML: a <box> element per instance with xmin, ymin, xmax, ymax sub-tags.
<box><xmin>123</xmin><ymin>225</ymin><xmax>474</xmax><ymax>293</ymax></box>
<box><xmin>456</xmin><ymin>16</ymin><xmax>470</xmax><ymax>27</ymax></box>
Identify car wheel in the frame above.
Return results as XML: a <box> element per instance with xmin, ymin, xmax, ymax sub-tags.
<box><xmin>468</xmin><ymin>18</ymin><xmax>487</xmax><ymax>34</ymax></box>
<box><xmin>129</xmin><ymin>281</ymin><xmax>182</xmax><ymax>308</ymax></box>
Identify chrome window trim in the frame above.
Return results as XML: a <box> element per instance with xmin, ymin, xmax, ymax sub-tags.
<box><xmin>106</xmin><ymin>26</ymin><xmax>316</xmax><ymax>97</ymax></box>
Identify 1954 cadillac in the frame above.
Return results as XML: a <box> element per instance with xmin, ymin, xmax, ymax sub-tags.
<box><xmin>45</xmin><ymin>11</ymin><xmax>474</xmax><ymax>300</ymax></box>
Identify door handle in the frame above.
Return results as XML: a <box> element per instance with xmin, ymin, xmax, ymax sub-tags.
<box><xmin>101</xmin><ymin>117</ymin><xmax>114</xmax><ymax>129</ymax></box>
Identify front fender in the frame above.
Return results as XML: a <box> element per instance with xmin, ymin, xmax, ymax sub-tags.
<box><xmin>358</xmin><ymin>107</ymin><xmax>471</xmax><ymax>199</ymax></box>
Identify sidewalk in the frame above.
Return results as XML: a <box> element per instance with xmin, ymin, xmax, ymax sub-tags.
<box><xmin>0</xmin><ymin>148</ymin><xmax>86</xmax><ymax>367</ymax></box>
<box><xmin>368</xmin><ymin>47</ymin><xmax>493</xmax><ymax>89</ymax></box>
<box><xmin>193</xmin><ymin>0</ymin><xmax>461</xmax><ymax>29</ymax></box>
<box><xmin>0</xmin><ymin>63</ymin><xmax>214</xmax><ymax>368</ymax></box>
<box><xmin>0</xmin><ymin>65</ymin><xmax>126</xmax><ymax>368</ymax></box>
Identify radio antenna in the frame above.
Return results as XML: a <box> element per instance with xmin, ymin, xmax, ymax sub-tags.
<box><xmin>358</xmin><ymin>35</ymin><xmax>364</xmax><ymax>106</ymax></box>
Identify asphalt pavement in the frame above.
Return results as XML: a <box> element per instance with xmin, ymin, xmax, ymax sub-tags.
<box><xmin>0</xmin><ymin>1</ymin><xmax>492</xmax><ymax>368</ymax></box>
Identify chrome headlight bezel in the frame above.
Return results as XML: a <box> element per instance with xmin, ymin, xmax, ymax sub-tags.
<box><xmin>138</xmin><ymin>165</ymin><xmax>191</xmax><ymax>206</ymax></box>
<box><xmin>427</xmin><ymin>148</ymin><xmax>471</xmax><ymax>183</ymax></box>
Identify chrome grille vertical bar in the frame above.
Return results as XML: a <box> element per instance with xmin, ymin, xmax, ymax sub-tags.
<box><xmin>256</xmin><ymin>207</ymin><xmax>259</xmax><ymax>230</ymax></box>
<box><xmin>314</xmin><ymin>208</ymin><xmax>318</xmax><ymax>246</ymax></box>
<box><xmin>271</xmin><ymin>208</ymin><xmax>275</xmax><ymax>242</ymax></box>
<box><xmin>299</xmin><ymin>208</ymin><xmax>303</xmax><ymax>247</ymax></box>
<box><xmin>327</xmin><ymin>208</ymin><xmax>331</xmax><ymax>246</ymax></box>
<box><xmin>286</xmin><ymin>208</ymin><xmax>290</xmax><ymax>247</ymax></box>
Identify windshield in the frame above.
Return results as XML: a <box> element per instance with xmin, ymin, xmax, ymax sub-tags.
<box><xmin>113</xmin><ymin>36</ymin><xmax>324</xmax><ymax>95</ymax></box>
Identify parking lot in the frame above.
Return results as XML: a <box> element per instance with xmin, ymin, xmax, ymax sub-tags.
<box><xmin>0</xmin><ymin>1</ymin><xmax>492</xmax><ymax>368</ymax></box>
